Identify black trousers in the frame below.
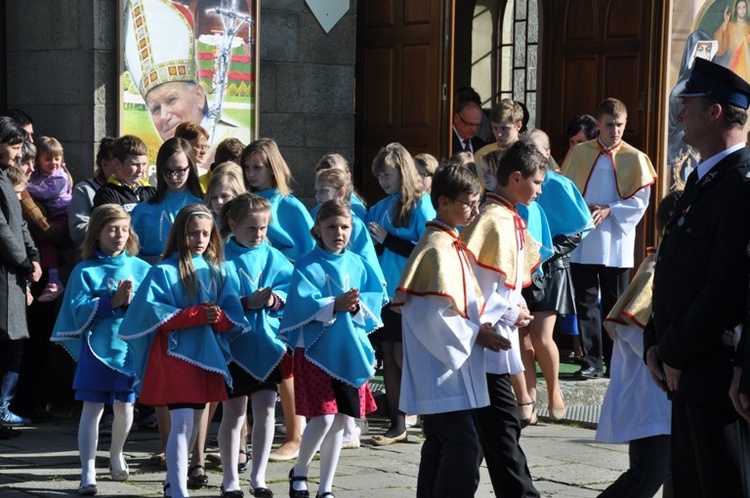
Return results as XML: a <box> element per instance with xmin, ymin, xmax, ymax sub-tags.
<box><xmin>472</xmin><ymin>373</ymin><xmax>539</xmax><ymax>498</ymax></box>
<box><xmin>570</xmin><ymin>263</ymin><xmax>630</xmax><ymax>371</ymax></box>
<box><xmin>417</xmin><ymin>409</ymin><xmax>481</xmax><ymax>498</ymax></box>
<box><xmin>671</xmin><ymin>400</ymin><xmax>750</xmax><ymax>498</ymax></box>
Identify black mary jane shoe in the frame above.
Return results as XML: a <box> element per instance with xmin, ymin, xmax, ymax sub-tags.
<box><xmin>288</xmin><ymin>467</ymin><xmax>310</xmax><ymax>498</ymax></box>
<box><xmin>221</xmin><ymin>484</ymin><xmax>245</xmax><ymax>498</ymax></box>
<box><xmin>316</xmin><ymin>493</ymin><xmax>335</xmax><ymax>498</ymax></box>
<box><xmin>250</xmin><ymin>488</ymin><xmax>273</xmax><ymax>498</ymax></box>
<box><xmin>187</xmin><ymin>464</ymin><xmax>209</xmax><ymax>489</ymax></box>
<box><xmin>251</xmin><ymin>485</ymin><xmax>273</xmax><ymax>497</ymax></box>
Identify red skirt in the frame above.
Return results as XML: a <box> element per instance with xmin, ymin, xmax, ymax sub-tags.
<box><xmin>139</xmin><ymin>328</ymin><xmax>228</xmax><ymax>406</ymax></box>
<box><xmin>293</xmin><ymin>348</ymin><xmax>377</xmax><ymax>418</ymax></box>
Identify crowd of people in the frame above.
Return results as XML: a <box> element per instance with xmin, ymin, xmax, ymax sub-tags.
<box><xmin>1</xmin><ymin>57</ymin><xmax>750</xmax><ymax>498</ymax></box>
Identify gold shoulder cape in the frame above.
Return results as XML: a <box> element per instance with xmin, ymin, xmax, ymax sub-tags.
<box><xmin>562</xmin><ymin>139</ymin><xmax>657</xmax><ymax>199</ymax></box>
<box><xmin>391</xmin><ymin>221</ymin><xmax>484</xmax><ymax>319</ymax></box>
<box><xmin>461</xmin><ymin>194</ymin><xmax>540</xmax><ymax>290</ymax></box>
<box><xmin>604</xmin><ymin>249</ymin><xmax>655</xmax><ymax>337</ymax></box>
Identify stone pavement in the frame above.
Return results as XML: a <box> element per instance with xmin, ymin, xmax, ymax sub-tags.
<box><xmin>0</xmin><ymin>378</ymin><xmax>637</xmax><ymax>497</ymax></box>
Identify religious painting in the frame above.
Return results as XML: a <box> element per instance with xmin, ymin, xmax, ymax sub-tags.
<box><xmin>666</xmin><ymin>0</ymin><xmax>748</xmax><ymax>191</ymax></box>
<box><xmin>119</xmin><ymin>0</ymin><xmax>258</xmax><ymax>168</ymax></box>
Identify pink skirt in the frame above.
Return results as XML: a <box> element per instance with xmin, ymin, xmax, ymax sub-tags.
<box><xmin>293</xmin><ymin>348</ymin><xmax>377</xmax><ymax>418</ymax></box>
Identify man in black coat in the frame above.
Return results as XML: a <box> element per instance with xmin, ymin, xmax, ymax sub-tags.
<box><xmin>452</xmin><ymin>100</ymin><xmax>487</xmax><ymax>155</ymax></box>
<box><xmin>644</xmin><ymin>58</ymin><xmax>750</xmax><ymax>497</ymax></box>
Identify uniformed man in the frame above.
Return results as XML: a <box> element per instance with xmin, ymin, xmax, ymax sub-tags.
<box><xmin>644</xmin><ymin>57</ymin><xmax>750</xmax><ymax>497</ymax></box>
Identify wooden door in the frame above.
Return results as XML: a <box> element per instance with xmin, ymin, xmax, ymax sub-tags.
<box><xmin>540</xmin><ymin>0</ymin><xmax>667</xmax><ymax>254</ymax></box>
<box><xmin>355</xmin><ymin>0</ymin><xmax>454</xmax><ymax>203</ymax></box>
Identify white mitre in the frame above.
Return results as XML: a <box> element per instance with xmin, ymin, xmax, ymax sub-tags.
<box><xmin>124</xmin><ymin>0</ymin><xmax>198</xmax><ymax>97</ymax></box>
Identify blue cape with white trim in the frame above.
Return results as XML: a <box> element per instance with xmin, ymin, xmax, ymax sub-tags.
<box><xmin>279</xmin><ymin>245</ymin><xmax>387</xmax><ymax>387</ymax></box>
<box><xmin>224</xmin><ymin>238</ymin><xmax>293</xmax><ymax>381</ymax></box>
<box><xmin>51</xmin><ymin>251</ymin><xmax>151</xmax><ymax>374</ymax></box>
<box><xmin>118</xmin><ymin>254</ymin><xmax>246</xmax><ymax>390</ymax></box>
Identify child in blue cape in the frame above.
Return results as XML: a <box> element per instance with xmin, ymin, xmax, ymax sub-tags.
<box><xmin>119</xmin><ymin>203</ymin><xmax>245</xmax><ymax>498</ymax></box>
<box><xmin>312</xmin><ymin>153</ymin><xmax>367</xmax><ymax>222</ymax></box>
<box><xmin>366</xmin><ymin>142</ymin><xmax>436</xmax><ymax>443</ymax></box>
<box><xmin>241</xmin><ymin>138</ymin><xmax>314</xmax><ymax>263</ymax></box>
<box><xmin>130</xmin><ymin>138</ymin><xmax>205</xmax><ymax>264</ymax></box>
<box><xmin>218</xmin><ymin>193</ymin><xmax>294</xmax><ymax>498</ymax></box>
<box><xmin>312</xmin><ymin>166</ymin><xmax>385</xmax><ymax>449</ymax></box>
<box><xmin>281</xmin><ymin>200</ymin><xmax>387</xmax><ymax>498</ymax></box>
<box><xmin>241</xmin><ymin>138</ymin><xmax>313</xmax><ymax>460</ymax></box>
<box><xmin>51</xmin><ymin>204</ymin><xmax>151</xmax><ymax>496</ymax></box>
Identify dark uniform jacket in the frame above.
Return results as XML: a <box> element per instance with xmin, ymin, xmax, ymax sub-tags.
<box><xmin>644</xmin><ymin>145</ymin><xmax>750</xmax><ymax>406</ymax></box>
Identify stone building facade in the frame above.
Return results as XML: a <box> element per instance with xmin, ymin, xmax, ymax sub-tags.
<box><xmin>1</xmin><ymin>0</ymin><xmax>357</xmax><ymax>203</ymax></box>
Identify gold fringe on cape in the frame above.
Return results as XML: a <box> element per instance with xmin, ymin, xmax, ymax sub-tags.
<box><xmin>562</xmin><ymin>139</ymin><xmax>657</xmax><ymax>199</ymax></box>
<box><xmin>603</xmin><ymin>249</ymin><xmax>656</xmax><ymax>337</ymax></box>
<box><xmin>461</xmin><ymin>194</ymin><xmax>540</xmax><ymax>290</ymax></box>
<box><xmin>391</xmin><ymin>221</ymin><xmax>484</xmax><ymax>319</ymax></box>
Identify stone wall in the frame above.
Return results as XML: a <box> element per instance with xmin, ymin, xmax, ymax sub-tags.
<box><xmin>6</xmin><ymin>0</ymin><xmax>117</xmax><ymax>183</ymax></box>
<box><xmin>3</xmin><ymin>0</ymin><xmax>358</xmax><ymax>202</ymax></box>
<box><xmin>259</xmin><ymin>1</ymin><xmax>356</xmax><ymax>204</ymax></box>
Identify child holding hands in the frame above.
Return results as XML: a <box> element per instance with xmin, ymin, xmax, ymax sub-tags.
<box><xmin>51</xmin><ymin>204</ymin><xmax>151</xmax><ymax>495</ymax></box>
<box><xmin>119</xmin><ymin>204</ymin><xmax>245</xmax><ymax>498</ymax></box>
<box><xmin>219</xmin><ymin>193</ymin><xmax>294</xmax><ymax>498</ymax></box>
<box><xmin>281</xmin><ymin>200</ymin><xmax>387</xmax><ymax>498</ymax></box>
<box><xmin>461</xmin><ymin>140</ymin><xmax>544</xmax><ymax>497</ymax></box>
<box><xmin>394</xmin><ymin>164</ymin><xmax>495</xmax><ymax>498</ymax></box>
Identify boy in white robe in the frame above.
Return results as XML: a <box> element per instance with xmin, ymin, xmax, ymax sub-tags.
<box><xmin>462</xmin><ymin>139</ymin><xmax>544</xmax><ymax>497</ymax></box>
<box><xmin>393</xmin><ymin>164</ymin><xmax>496</xmax><ymax>498</ymax></box>
<box><xmin>562</xmin><ymin>98</ymin><xmax>657</xmax><ymax>378</ymax></box>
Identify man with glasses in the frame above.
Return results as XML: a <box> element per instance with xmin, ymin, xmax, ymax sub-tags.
<box><xmin>452</xmin><ymin>101</ymin><xmax>488</xmax><ymax>155</ymax></box>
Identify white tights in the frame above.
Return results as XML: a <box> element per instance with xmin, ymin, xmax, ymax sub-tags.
<box><xmin>165</xmin><ymin>407</ymin><xmax>203</xmax><ymax>498</ymax></box>
<box><xmin>292</xmin><ymin>413</ymin><xmax>346</xmax><ymax>495</ymax></box>
<box><xmin>78</xmin><ymin>400</ymin><xmax>133</xmax><ymax>487</ymax></box>
<box><xmin>219</xmin><ymin>389</ymin><xmax>276</xmax><ymax>492</ymax></box>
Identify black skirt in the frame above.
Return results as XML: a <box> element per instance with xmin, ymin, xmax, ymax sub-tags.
<box><xmin>527</xmin><ymin>266</ymin><xmax>576</xmax><ymax>315</ymax></box>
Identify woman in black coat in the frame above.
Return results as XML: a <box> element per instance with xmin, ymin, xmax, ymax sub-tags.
<box><xmin>0</xmin><ymin>115</ymin><xmax>41</xmax><ymax>437</ymax></box>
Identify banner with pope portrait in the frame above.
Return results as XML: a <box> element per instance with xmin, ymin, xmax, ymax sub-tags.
<box><xmin>667</xmin><ymin>0</ymin><xmax>750</xmax><ymax>191</ymax></box>
<box><xmin>118</xmin><ymin>0</ymin><xmax>258</xmax><ymax>167</ymax></box>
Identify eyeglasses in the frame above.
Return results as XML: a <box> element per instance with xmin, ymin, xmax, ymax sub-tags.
<box><xmin>456</xmin><ymin>113</ymin><xmax>482</xmax><ymax>129</ymax></box>
<box><xmin>193</xmin><ymin>144</ymin><xmax>209</xmax><ymax>152</ymax></box>
<box><xmin>164</xmin><ymin>166</ymin><xmax>190</xmax><ymax>178</ymax></box>
<box><xmin>453</xmin><ymin>198</ymin><xmax>481</xmax><ymax>210</ymax></box>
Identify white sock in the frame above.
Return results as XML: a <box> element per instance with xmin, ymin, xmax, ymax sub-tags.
<box><xmin>342</xmin><ymin>415</ymin><xmax>358</xmax><ymax>443</ymax></box>
<box><xmin>318</xmin><ymin>413</ymin><xmax>345</xmax><ymax>494</ymax></box>
<box><xmin>166</xmin><ymin>408</ymin><xmax>195</xmax><ymax>498</ymax></box>
<box><xmin>250</xmin><ymin>389</ymin><xmax>276</xmax><ymax>489</ymax></box>
<box><xmin>219</xmin><ymin>396</ymin><xmax>246</xmax><ymax>492</ymax></box>
<box><xmin>292</xmin><ymin>414</ymin><xmax>335</xmax><ymax>492</ymax></box>
<box><xmin>109</xmin><ymin>401</ymin><xmax>133</xmax><ymax>473</ymax></box>
<box><xmin>78</xmin><ymin>401</ymin><xmax>104</xmax><ymax>487</ymax></box>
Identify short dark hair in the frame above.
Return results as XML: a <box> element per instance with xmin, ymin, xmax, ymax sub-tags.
<box><xmin>214</xmin><ymin>138</ymin><xmax>245</xmax><ymax>166</ymax></box>
<box><xmin>0</xmin><ymin>116</ymin><xmax>25</xmax><ymax>145</ymax></box>
<box><xmin>490</xmin><ymin>138</ymin><xmax>547</xmax><ymax>186</ymax></box>
<box><xmin>96</xmin><ymin>137</ymin><xmax>115</xmax><ymax>170</ymax></box>
<box><xmin>701</xmin><ymin>97</ymin><xmax>749</xmax><ymax>127</ymax></box>
<box><xmin>5</xmin><ymin>109</ymin><xmax>33</xmax><ymax>127</ymax></box>
<box><xmin>113</xmin><ymin>135</ymin><xmax>148</xmax><ymax>162</ymax></box>
<box><xmin>566</xmin><ymin>114</ymin><xmax>598</xmax><ymax>140</ymax></box>
<box><xmin>453</xmin><ymin>87</ymin><xmax>482</xmax><ymax>112</ymax></box>
<box><xmin>596</xmin><ymin>98</ymin><xmax>628</xmax><ymax>119</ymax></box>
<box><xmin>430</xmin><ymin>163</ymin><xmax>483</xmax><ymax>210</ymax></box>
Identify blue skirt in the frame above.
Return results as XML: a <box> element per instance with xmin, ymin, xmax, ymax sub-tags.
<box><xmin>73</xmin><ymin>340</ymin><xmax>136</xmax><ymax>404</ymax></box>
